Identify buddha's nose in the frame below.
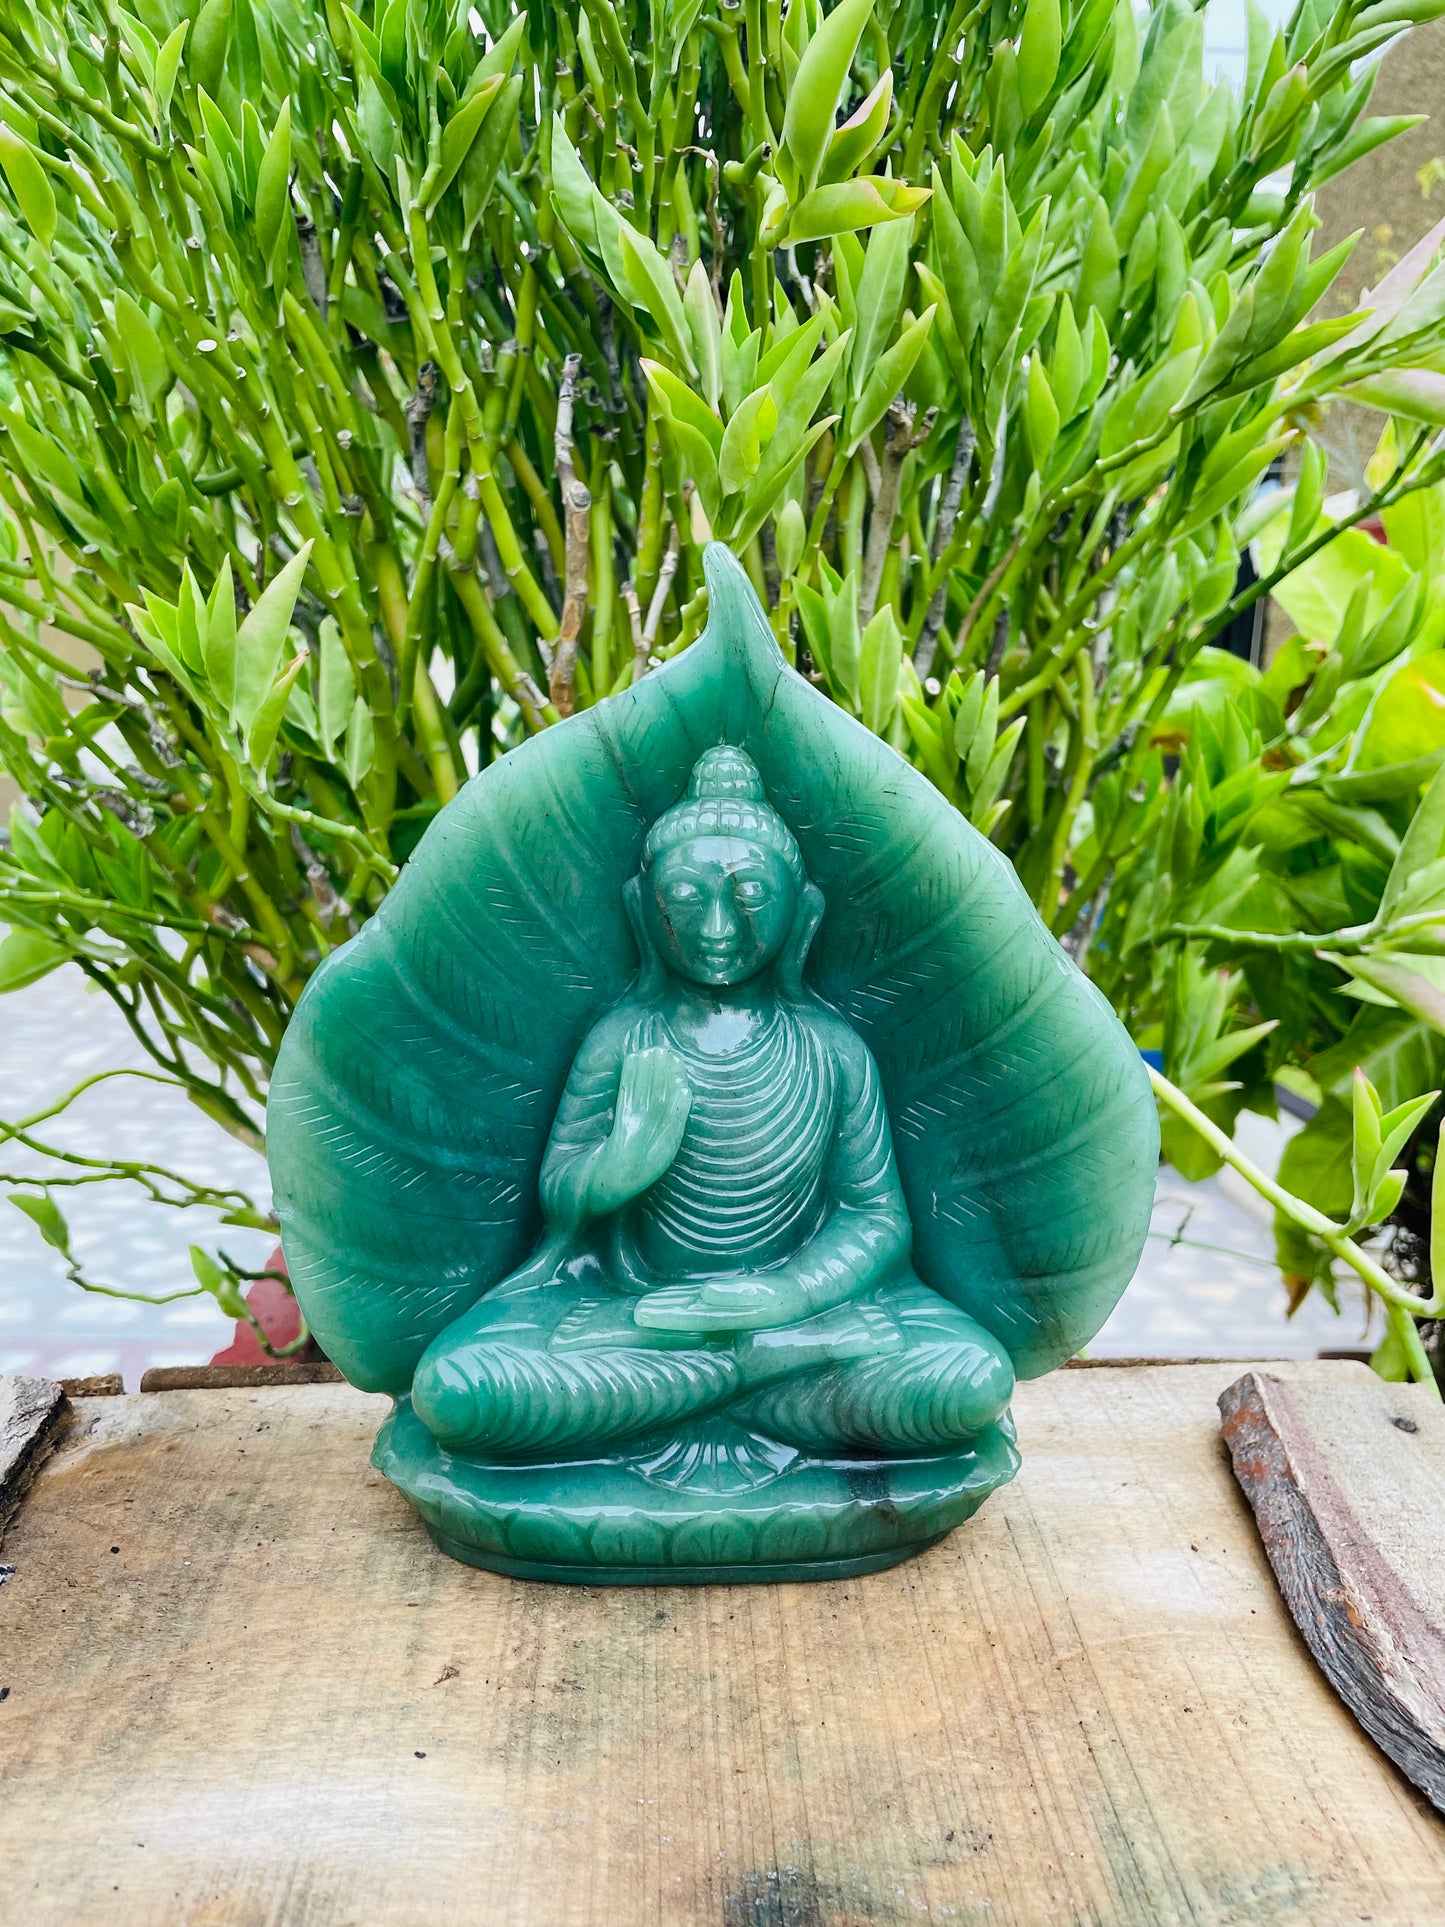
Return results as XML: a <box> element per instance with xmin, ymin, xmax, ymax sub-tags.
<box><xmin>702</xmin><ymin>894</ymin><xmax>732</xmax><ymax>942</ymax></box>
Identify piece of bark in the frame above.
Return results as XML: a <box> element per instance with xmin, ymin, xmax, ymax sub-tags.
<box><xmin>1220</xmin><ymin>1364</ymin><xmax>1445</xmax><ymax>1812</ymax></box>
<box><xmin>0</xmin><ymin>1374</ymin><xmax>65</xmax><ymax>1539</ymax></box>
<box><xmin>59</xmin><ymin>1374</ymin><xmax>123</xmax><ymax>1398</ymax></box>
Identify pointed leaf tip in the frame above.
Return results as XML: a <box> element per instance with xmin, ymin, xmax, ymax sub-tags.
<box><xmin>700</xmin><ymin>543</ymin><xmax>784</xmax><ymax>668</ymax></box>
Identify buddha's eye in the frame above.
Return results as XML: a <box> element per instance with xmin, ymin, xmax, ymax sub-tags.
<box><xmin>734</xmin><ymin>879</ymin><xmax>766</xmax><ymax>904</ymax></box>
<box><xmin>666</xmin><ymin>881</ymin><xmax>700</xmax><ymax>903</ymax></box>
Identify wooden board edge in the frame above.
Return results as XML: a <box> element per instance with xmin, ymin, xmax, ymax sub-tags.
<box><xmin>0</xmin><ymin>1375</ymin><xmax>67</xmax><ymax>1544</ymax></box>
<box><xmin>1219</xmin><ymin>1369</ymin><xmax>1445</xmax><ymax>1814</ymax></box>
<box><xmin>139</xmin><ymin>1362</ymin><xmax>344</xmax><ymax>1391</ymax></box>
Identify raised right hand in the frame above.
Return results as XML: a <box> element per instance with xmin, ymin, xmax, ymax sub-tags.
<box><xmin>588</xmin><ymin>1046</ymin><xmax>692</xmax><ymax>1212</ymax></box>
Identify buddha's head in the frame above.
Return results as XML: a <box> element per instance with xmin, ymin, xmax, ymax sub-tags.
<box><xmin>640</xmin><ymin>747</ymin><xmax>805</xmax><ymax>989</ymax></box>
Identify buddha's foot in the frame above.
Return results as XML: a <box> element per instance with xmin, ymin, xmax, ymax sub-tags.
<box><xmin>373</xmin><ymin>1401</ymin><xmax>1020</xmax><ymax>1585</ymax></box>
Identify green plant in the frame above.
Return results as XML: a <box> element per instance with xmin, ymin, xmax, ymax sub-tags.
<box><xmin>1152</xmin><ymin>1064</ymin><xmax>1445</xmax><ymax>1384</ymax></box>
<box><xmin>3</xmin><ymin>0</ymin><xmax>1445</xmax><ymax>1335</ymax></box>
<box><xmin>1086</xmin><ymin>411</ymin><xmax>1445</xmax><ymax>1364</ymax></box>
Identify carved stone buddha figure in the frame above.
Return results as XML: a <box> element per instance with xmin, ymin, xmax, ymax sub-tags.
<box><xmin>270</xmin><ymin>543</ymin><xmax>1158</xmax><ymax>1584</ymax></box>
<box><xmin>408</xmin><ymin>745</ymin><xmax>1015</xmax><ymax>1471</ymax></box>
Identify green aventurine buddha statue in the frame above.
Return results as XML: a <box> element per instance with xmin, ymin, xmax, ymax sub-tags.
<box><xmin>269</xmin><ymin>545</ymin><xmax>1157</xmax><ymax>1584</ymax></box>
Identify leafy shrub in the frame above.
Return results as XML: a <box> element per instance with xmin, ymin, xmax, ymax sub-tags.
<box><xmin>1</xmin><ymin>0</ymin><xmax>1445</xmax><ymax>1349</ymax></box>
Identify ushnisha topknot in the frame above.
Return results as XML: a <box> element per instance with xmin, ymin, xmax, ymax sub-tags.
<box><xmin>643</xmin><ymin>745</ymin><xmax>804</xmax><ymax>881</ymax></box>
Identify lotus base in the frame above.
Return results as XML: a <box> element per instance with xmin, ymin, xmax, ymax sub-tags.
<box><xmin>374</xmin><ymin>1398</ymin><xmax>1020</xmax><ymax>1586</ymax></box>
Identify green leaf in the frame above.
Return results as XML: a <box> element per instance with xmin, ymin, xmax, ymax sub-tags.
<box><xmin>966</xmin><ymin>677</ymin><xmax>1001</xmax><ymax>790</ymax></box>
<box><xmin>475</xmin><ymin>13</ymin><xmax>527</xmax><ymax>81</ymax></box>
<box><xmin>344</xmin><ymin>693</ymin><xmax>375</xmax><ymax>791</ymax></box>
<box><xmin>858</xmin><ymin>604</ymin><xmax>902</xmax><ymax>733</ymax></box>
<box><xmin>1348</xmin><ymin>1066</ymin><xmax>1384</xmax><ymax>1226</ymax></box>
<box><xmin>317</xmin><ymin>617</ymin><xmax>355</xmax><ymax>761</ymax></box>
<box><xmin>971</xmin><ymin>716</ymin><xmax>1025</xmax><ymax>821</ymax></box>
<box><xmin>777</xmin><ymin>177</ymin><xmax>930</xmax><ymax>245</ymax></box>
<box><xmin>0</xmin><ymin>929</ymin><xmax>68</xmax><ymax>992</ymax></box>
<box><xmin>459</xmin><ymin>73</ymin><xmax>520</xmax><ymax>244</ymax></box>
<box><xmin>1026</xmin><ymin>355</ymin><xmax>1060</xmax><ymax>464</ymax></box>
<box><xmin>848</xmin><ymin>306</ymin><xmax>935</xmax><ymax>450</ymax></box>
<box><xmin>642</xmin><ymin>360</ymin><xmax>723</xmax><ymax>456</ymax></box>
<box><xmin>202</xmin><ymin>557</ymin><xmax>237</xmax><ymax>721</ymax></box>
<box><xmin>1327</xmin><ymin>951</ymin><xmax>1445</xmax><ymax>1034</ymax></box>
<box><xmin>549</xmin><ymin>117</ymin><xmax>601</xmax><ymax>254</ymax></box>
<box><xmin>188</xmin><ymin>0</ymin><xmax>233</xmax><ymax>96</ymax></box>
<box><xmin>1017</xmin><ymin>0</ymin><xmax>1061</xmax><ymax>118</ymax></box>
<box><xmin>0</xmin><ymin>125</ymin><xmax>56</xmax><ymax>252</ymax></box>
<box><xmin>774</xmin><ymin>498</ymin><xmax>806</xmax><ymax>579</ymax></box>
<box><xmin>1285</xmin><ymin>441</ymin><xmax>1326</xmax><ymax>560</ymax></box>
<box><xmin>619</xmin><ymin>224</ymin><xmax>696</xmax><ymax>375</ymax></box>
<box><xmin>154</xmin><ymin>21</ymin><xmax>188</xmax><ymax>119</ymax></box>
<box><xmin>820</xmin><ymin>71</ymin><xmax>892</xmax><ymax>186</ymax></box>
<box><xmin>245</xmin><ymin>650</ymin><xmax>307</xmax><ymax>770</ymax></box>
<box><xmin>780</xmin><ymin>0</ymin><xmax>876</xmax><ymax>198</ymax></box>
<box><xmin>113</xmin><ymin>292</ymin><xmax>171</xmax><ymax>412</ymax></box>
<box><xmin>377</xmin><ymin>0</ymin><xmax>407</xmax><ymax>100</ymax></box>
<box><xmin>848</xmin><ymin>214</ymin><xmax>912</xmax><ymax>395</ymax></box>
<box><xmin>234</xmin><ymin>543</ymin><xmax>312</xmax><ymax>737</ymax></box>
<box><xmin>684</xmin><ymin>260</ymin><xmax>722</xmax><ymax>410</ymax></box>
<box><xmin>254</xmin><ymin>99</ymin><xmax>292</xmax><ymax>267</ymax></box>
<box><xmin>718</xmin><ymin>388</ymin><xmax>776</xmax><ymax>495</ymax></box>
<box><xmin>9</xmin><ymin>1191</ymin><xmax>70</xmax><ymax>1253</ymax></box>
<box><xmin>1380</xmin><ymin>762</ymin><xmax>1445</xmax><ymax>922</ymax></box>
<box><xmin>952</xmin><ymin>671</ymin><xmax>985</xmax><ymax>760</ymax></box>
<box><xmin>427</xmin><ymin>74</ymin><xmax>504</xmax><ymax>214</ymax></box>
<box><xmin>190</xmin><ymin>1243</ymin><xmax>248</xmax><ymax>1318</ymax></box>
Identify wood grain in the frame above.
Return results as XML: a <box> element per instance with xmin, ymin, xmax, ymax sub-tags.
<box><xmin>1220</xmin><ymin>1365</ymin><xmax>1445</xmax><ymax>1814</ymax></box>
<box><xmin>0</xmin><ymin>1373</ymin><xmax>64</xmax><ymax>1539</ymax></box>
<box><xmin>2</xmin><ymin>1363</ymin><xmax>1443</xmax><ymax>1925</ymax></box>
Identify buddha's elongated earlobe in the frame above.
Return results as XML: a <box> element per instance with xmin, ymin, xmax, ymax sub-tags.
<box><xmin>777</xmin><ymin>882</ymin><xmax>824</xmax><ymax>1002</ymax></box>
<box><xmin>623</xmin><ymin>874</ymin><xmax>667</xmax><ymax>1001</ymax></box>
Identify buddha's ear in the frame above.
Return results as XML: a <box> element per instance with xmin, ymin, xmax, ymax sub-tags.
<box><xmin>777</xmin><ymin>881</ymin><xmax>824</xmax><ymax>1002</ymax></box>
<box><xmin>622</xmin><ymin>875</ymin><xmax>666</xmax><ymax>1002</ymax></box>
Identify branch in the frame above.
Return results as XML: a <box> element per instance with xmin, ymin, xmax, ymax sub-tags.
<box><xmin>859</xmin><ymin>401</ymin><xmax>916</xmax><ymax>626</ymax></box>
<box><xmin>1148</xmin><ymin>1068</ymin><xmax>1445</xmax><ymax>1375</ymax></box>
<box><xmin>914</xmin><ymin>413</ymin><xmax>975</xmax><ymax>679</ymax></box>
<box><xmin>549</xmin><ymin>354</ymin><xmax>591</xmax><ymax>718</ymax></box>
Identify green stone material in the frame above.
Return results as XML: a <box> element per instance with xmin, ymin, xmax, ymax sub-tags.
<box><xmin>268</xmin><ymin>545</ymin><xmax>1158</xmax><ymax>1584</ymax></box>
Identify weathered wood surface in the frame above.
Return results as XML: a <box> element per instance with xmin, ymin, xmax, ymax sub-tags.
<box><xmin>0</xmin><ymin>1372</ymin><xmax>63</xmax><ymax>1537</ymax></box>
<box><xmin>3</xmin><ymin>1362</ymin><xmax>1444</xmax><ymax>1926</ymax></box>
<box><xmin>1221</xmin><ymin>1365</ymin><xmax>1445</xmax><ymax>1816</ymax></box>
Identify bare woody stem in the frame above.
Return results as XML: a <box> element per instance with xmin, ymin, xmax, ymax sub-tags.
<box><xmin>621</xmin><ymin>580</ymin><xmax>645</xmax><ymax>683</ymax></box>
<box><xmin>914</xmin><ymin>413</ymin><xmax>975</xmax><ymax>679</ymax></box>
<box><xmin>858</xmin><ymin>401</ymin><xmax>915</xmax><ymax>627</ymax></box>
<box><xmin>641</xmin><ymin>523</ymin><xmax>681</xmax><ymax>676</ymax></box>
<box><xmin>550</xmin><ymin>354</ymin><xmax>592</xmax><ymax>719</ymax></box>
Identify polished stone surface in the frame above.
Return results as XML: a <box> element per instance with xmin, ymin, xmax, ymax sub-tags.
<box><xmin>270</xmin><ymin>547</ymin><xmax>1158</xmax><ymax>1580</ymax></box>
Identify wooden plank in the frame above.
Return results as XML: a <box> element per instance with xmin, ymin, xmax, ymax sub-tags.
<box><xmin>138</xmin><ymin>1361</ymin><xmax>343</xmax><ymax>1392</ymax></box>
<box><xmin>0</xmin><ymin>1373</ymin><xmax>64</xmax><ymax>1540</ymax></box>
<box><xmin>1220</xmin><ymin>1364</ymin><xmax>1445</xmax><ymax>1814</ymax></box>
<box><xmin>2</xmin><ymin>1363</ymin><xmax>1444</xmax><ymax>1925</ymax></box>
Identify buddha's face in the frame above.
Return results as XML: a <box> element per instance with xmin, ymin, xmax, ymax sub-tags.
<box><xmin>644</xmin><ymin>834</ymin><xmax>797</xmax><ymax>988</ymax></box>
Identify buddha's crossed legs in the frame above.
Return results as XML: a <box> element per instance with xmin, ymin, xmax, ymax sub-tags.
<box><xmin>411</xmin><ymin>1276</ymin><xmax>1013</xmax><ymax>1461</ymax></box>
